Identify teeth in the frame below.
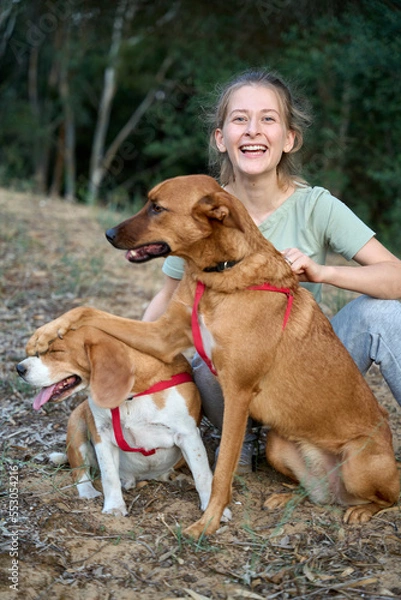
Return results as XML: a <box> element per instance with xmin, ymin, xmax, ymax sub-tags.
<box><xmin>241</xmin><ymin>145</ymin><xmax>266</xmax><ymax>151</ymax></box>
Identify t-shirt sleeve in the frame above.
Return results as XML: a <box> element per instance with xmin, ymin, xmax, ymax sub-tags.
<box><xmin>310</xmin><ymin>189</ymin><xmax>375</xmax><ymax>261</ymax></box>
<box><xmin>162</xmin><ymin>255</ymin><xmax>186</xmax><ymax>279</ymax></box>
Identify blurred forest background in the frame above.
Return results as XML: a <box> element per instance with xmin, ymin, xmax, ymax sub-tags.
<box><xmin>1</xmin><ymin>0</ymin><xmax>401</xmax><ymax>252</ymax></box>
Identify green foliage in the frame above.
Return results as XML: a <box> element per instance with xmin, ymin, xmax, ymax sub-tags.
<box><xmin>277</xmin><ymin>1</ymin><xmax>401</xmax><ymax>251</ymax></box>
<box><xmin>1</xmin><ymin>0</ymin><xmax>400</xmax><ymax>252</ymax></box>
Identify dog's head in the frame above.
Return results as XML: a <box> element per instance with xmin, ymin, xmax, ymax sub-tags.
<box><xmin>105</xmin><ymin>175</ymin><xmax>251</xmax><ymax>264</ymax></box>
<box><xmin>17</xmin><ymin>327</ymin><xmax>138</xmax><ymax>410</ymax></box>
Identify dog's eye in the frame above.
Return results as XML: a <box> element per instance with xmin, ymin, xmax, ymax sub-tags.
<box><xmin>49</xmin><ymin>348</ymin><xmax>65</xmax><ymax>355</ymax></box>
<box><xmin>150</xmin><ymin>203</ymin><xmax>165</xmax><ymax>214</ymax></box>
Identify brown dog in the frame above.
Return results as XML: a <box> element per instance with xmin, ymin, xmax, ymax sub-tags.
<box><xmin>27</xmin><ymin>174</ymin><xmax>400</xmax><ymax>538</ymax></box>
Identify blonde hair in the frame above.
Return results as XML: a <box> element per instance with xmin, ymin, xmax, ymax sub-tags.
<box><xmin>208</xmin><ymin>69</ymin><xmax>312</xmax><ymax>187</ymax></box>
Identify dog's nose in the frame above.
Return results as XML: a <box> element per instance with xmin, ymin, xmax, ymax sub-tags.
<box><xmin>16</xmin><ymin>363</ymin><xmax>27</xmax><ymax>378</ymax></box>
<box><xmin>105</xmin><ymin>227</ymin><xmax>117</xmax><ymax>244</ymax></box>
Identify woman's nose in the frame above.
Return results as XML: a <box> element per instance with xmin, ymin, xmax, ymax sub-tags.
<box><xmin>245</xmin><ymin>117</ymin><xmax>261</xmax><ymax>136</ymax></box>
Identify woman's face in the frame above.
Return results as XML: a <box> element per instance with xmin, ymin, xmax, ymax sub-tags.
<box><xmin>215</xmin><ymin>84</ymin><xmax>295</xmax><ymax>180</ymax></box>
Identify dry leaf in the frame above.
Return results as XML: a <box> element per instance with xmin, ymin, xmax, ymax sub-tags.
<box><xmin>303</xmin><ymin>564</ymin><xmax>317</xmax><ymax>582</ymax></box>
<box><xmin>232</xmin><ymin>589</ymin><xmax>266</xmax><ymax>599</ymax></box>
<box><xmin>345</xmin><ymin>576</ymin><xmax>378</xmax><ymax>588</ymax></box>
<box><xmin>340</xmin><ymin>567</ymin><xmax>354</xmax><ymax>578</ymax></box>
<box><xmin>183</xmin><ymin>589</ymin><xmax>211</xmax><ymax>600</ymax></box>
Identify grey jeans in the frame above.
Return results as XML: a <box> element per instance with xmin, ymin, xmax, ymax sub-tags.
<box><xmin>192</xmin><ymin>296</ymin><xmax>401</xmax><ymax>435</ymax></box>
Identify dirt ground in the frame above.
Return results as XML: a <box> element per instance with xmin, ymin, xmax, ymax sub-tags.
<box><xmin>1</xmin><ymin>187</ymin><xmax>401</xmax><ymax>600</ymax></box>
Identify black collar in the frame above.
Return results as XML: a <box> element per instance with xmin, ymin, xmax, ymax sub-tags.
<box><xmin>203</xmin><ymin>259</ymin><xmax>242</xmax><ymax>273</ymax></box>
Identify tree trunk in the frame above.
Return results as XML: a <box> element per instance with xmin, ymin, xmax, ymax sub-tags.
<box><xmin>49</xmin><ymin>21</ymin><xmax>76</xmax><ymax>201</ymax></box>
<box><xmin>64</xmin><ymin>115</ymin><xmax>76</xmax><ymax>201</ymax></box>
<box><xmin>59</xmin><ymin>57</ymin><xmax>76</xmax><ymax>201</ymax></box>
<box><xmin>88</xmin><ymin>55</ymin><xmax>173</xmax><ymax>204</ymax></box>
<box><xmin>0</xmin><ymin>5</ymin><xmax>16</xmax><ymax>59</ymax></box>
<box><xmin>87</xmin><ymin>0</ymin><xmax>132</xmax><ymax>204</ymax></box>
<box><xmin>102</xmin><ymin>56</ymin><xmax>173</xmax><ymax>177</ymax></box>
<box><xmin>28</xmin><ymin>47</ymin><xmax>47</xmax><ymax>193</ymax></box>
<box><xmin>50</xmin><ymin>124</ymin><xmax>65</xmax><ymax>199</ymax></box>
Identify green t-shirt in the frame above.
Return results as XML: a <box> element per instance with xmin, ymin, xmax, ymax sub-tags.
<box><xmin>161</xmin><ymin>185</ymin><xmax>375</xmax><ymax>303</ymax></box>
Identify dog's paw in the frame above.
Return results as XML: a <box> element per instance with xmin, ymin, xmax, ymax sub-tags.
<box><xmin>220</xmin><ymin>507</ymin><xmax>232</xmax><ymax>522</ymax></box>
<box><xmin>157</xmin><ymin>472</ymin><xmax>175</xmax><ymax>483</ymax></box>
<box><xmin>49</xmin><ymin>452</ymin><xmax>68</xmax><ymax>465</ymax></box>
<box><xmin>102</xmin><ymin>504</ymin><xmax>128</xmax><ymax>517</ymax></box>
<box><xmin>83</xmin><ymin>488</ymin><xmax>102</xmax><ymax>500</ymax></box>
<box><xmin>26</xmin><ymin>307</ymin><xmax>93</xmax><ymax>356</ymax></box>
<box><xmin>184</xmin><ymin>513</ymin><xmax>221</xmax><ymax>539</ymax></box>
<box><xmin>121</xmin><ymin>477</ymin><xmax>137</xmax><ymax>491</ymax></box>
<box><xmin>26</xmin><ymin>320</ymin><xmax>71</xmax><ymax>355</ymax></box>
<box><xmin>263</xmin><ymin>492</ymin><xmax>295</xmax><ymax>511</ymax></box>
<box><xmin>168</xmin><ymin>472</ymin><xmax>191</xmax><ymax>485</ymax></box>
<box><xmin>76</xmin><ymin>480</ymin><xmax>102</xmax><ymax>500</ymax></box>
<box><xmin>343</xmin><ymin>503</ymin><xmax>381</xmax><ymax>524</ymax></box>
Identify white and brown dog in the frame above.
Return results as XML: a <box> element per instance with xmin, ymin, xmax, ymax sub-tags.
<box><xmin>17</xmin><ymin>325</ymin><xmax>217</xmax><ymax>517</ymax></box>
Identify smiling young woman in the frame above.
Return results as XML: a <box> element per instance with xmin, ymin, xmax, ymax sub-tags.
<box><xmin>144</xmin><ymin>69</ymin><xmax>401</xmax><ymax>473</ymax></box>
<box><xmin>214</xmin><ymin>86</ymin><xmax>295</xmax><ymax>178</ymax></box>
<box><xmin>213</xmin><ymin>85</ymin><xmax>296</xmax><ymax>224</ymax></box>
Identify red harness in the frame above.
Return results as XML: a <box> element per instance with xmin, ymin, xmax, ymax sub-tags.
<box><xmin>192</xmin><ymin>280</ymin><xmax>294</xmax><ymax>376</ymax></box>
<box><xmin>110</xmin><ymin>372</ymin><xmax>193</xmax><ymax>455</ymax></box>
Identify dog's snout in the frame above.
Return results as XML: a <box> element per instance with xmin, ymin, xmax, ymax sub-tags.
<box><xmin>105</xmin><ymin>227</ymin><xmax>117</xmax><ymax>244</ymax></box>
<box><xmin>16</xmin><ymin>362</ymin><xmax>27</xmax><ymax>378</ymax></box>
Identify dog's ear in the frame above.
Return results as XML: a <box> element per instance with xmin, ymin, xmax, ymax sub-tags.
<box><xmin>85</xmin><ymin>336</ymin><xmax>136</xmax><ymax>409</ymax></box>
<box><xmin>192</xmin><ymin>191</ymin><xmax>246</xmax><ymax>232</ymax></box>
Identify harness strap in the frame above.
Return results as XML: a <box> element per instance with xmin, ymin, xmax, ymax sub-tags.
<box><xmin>192</xmin><ymin>281</ymin><xmax>217</xmax><ymax>376</ymax></box>
<box><xmin>192</xmin><ymin>280</ymin><xmax>294</xmax><ymax>376</ymax></box>
<box><xmin>111</xmin><ymin>372</ymin><xmax>193</xmax><ymax>455</ymax></box>
<box><xmin>247</xmin><ymin>283</ymin><xmax>294</xmax><ymax>330</ymax></box>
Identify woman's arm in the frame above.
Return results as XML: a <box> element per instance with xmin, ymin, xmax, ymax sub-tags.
<box><xmin>142</xmin><ymin>275</ymin><xmax>181</xmax><ymax>321</ymax></box>
<box><xmin>284</xmin><ymin>237</ymin><xmax>401</xmax><ymax>300</ymax></box>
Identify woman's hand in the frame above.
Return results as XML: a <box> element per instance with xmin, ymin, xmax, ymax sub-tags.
<box><xmin>282</xmin><ymin>249</ymin><xmax>325</xmax><ymax>283</ymax></box>
<box><xmin>282</xmin><ymin>238</ymin><xmax>401</xmax><ymax>299</ymax></box>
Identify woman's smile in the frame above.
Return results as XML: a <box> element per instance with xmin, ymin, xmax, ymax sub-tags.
<box><xmin>215</xmin><ymin>85</ymin><xmax>295</xmax><ymax>178</ymax></box>
<box><xmin>239</xmin><ymin>144</ymin><xmax>268</xmax><ymax>155</ymax></box>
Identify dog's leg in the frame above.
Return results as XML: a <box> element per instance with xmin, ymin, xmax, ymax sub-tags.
<box><xmin>176</xmin><ymin>427</ymin><xmax>214</xmax><ymax>512</ymax></box>
<box><xmin>264</xmin><ymin>430</ymin><xmax>400</xmax><ymax>522</ymax></box>
<box><xmin>263</xmin><ymin>431</ymin><xmax>338</xmax><ymax>511</ymax></box>
<box><xmin>184</xmin><ymin>389</ymin><xmax>250</xmax><ymax>538</ymax></box>
<box><xmin>340</xmin><ymin>436</ymin><xmax>400</xmax><ymax>523</ymax></box>
<box><xmin>27</xmin><ymin>305</ymin><xmax>192</xmax><ymax>361</ymax></box>
<box><xmin>263</xmin><ymin>431</ymin><xmax>304</xmax><ymax>511</ymax></box>
<box><xmin>67</xmin><ymin>404</ymin><xmax>101</xmax><ymax>500</ymax></box>
<box><xmin>94</xmin><ymin>442</ymin><xmax>128</xmax><ymax>516</ymax></box>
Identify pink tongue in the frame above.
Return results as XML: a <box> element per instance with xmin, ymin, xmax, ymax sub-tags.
<box><xmin>33</xmin><ymin>384</ymin><xmax>57</xmax><ymax>411</ymax></box>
